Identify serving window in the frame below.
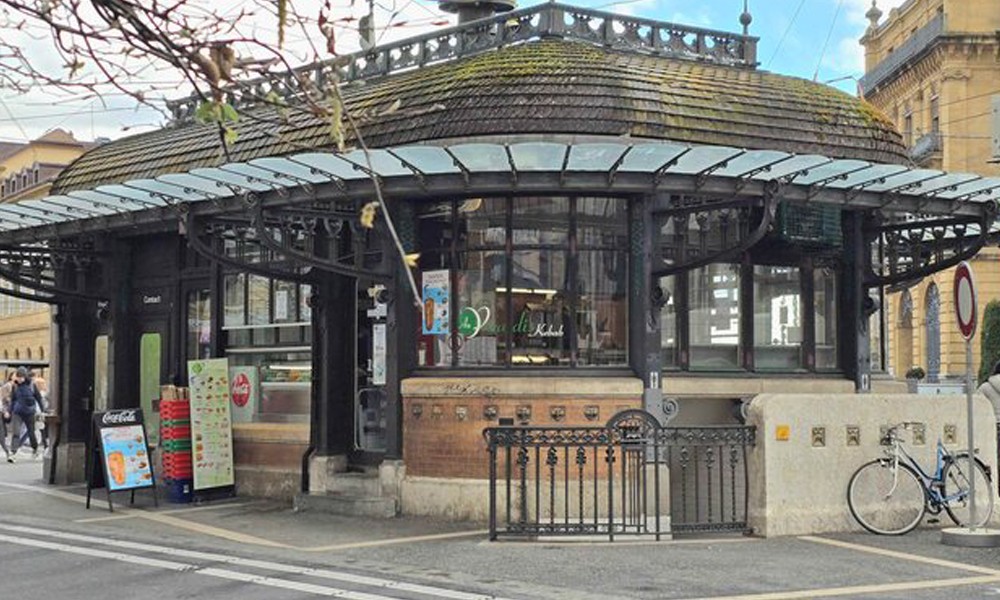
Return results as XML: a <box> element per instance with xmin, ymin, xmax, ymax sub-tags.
<box><xmin>417</xmin><ymin>196</ymin><xmax>628</xmax><ymax>368</ymax></box>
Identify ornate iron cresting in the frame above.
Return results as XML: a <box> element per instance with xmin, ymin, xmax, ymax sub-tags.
<box><xmin>484</xmin><ymin>409</ymin><xmax>755</xmax><ymax>540</ymax></box>
<box><xmin>864</xmin><ymin>211</ymin><xmax>995</xmax><ymax>288</ymax></box>
<box><xmin>651</xmin><ymin>190</ymin><xmax>779</xmax><ymax>278</ymax></box>
<box><xmin>167</xmin><ymin>3</ymin><xmax>758</xmax><ymax>121</ymax></box>
<box><xmin>0</xmin><ymin>241</ymin><xmax>108</xmax><ymax>303</ymax></box>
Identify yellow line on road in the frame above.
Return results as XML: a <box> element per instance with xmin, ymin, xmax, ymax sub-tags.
<box><xmin>678</xmin><ymin>575</ymin><xmax>1000</xmax><ymax>600</ymax></box>
<box><xmin>799</xmin><ymin>535</ymin><xmax>1000</xmax><ymax>576</ymax></box>
<box><xmin>300</xmin><ymin>529</ymin><xmax>489</xmax><ymax>552</ymax></box>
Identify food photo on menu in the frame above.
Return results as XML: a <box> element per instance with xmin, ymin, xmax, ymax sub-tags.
<box><xmin>100</xmin><ymin>426</ymin><xmax>153</xmax><ymax>491</ymax></box>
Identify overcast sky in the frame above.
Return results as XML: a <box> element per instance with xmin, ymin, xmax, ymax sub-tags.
<box><xmin>0</xmin><ymin>0</ymin><xmax>906</xmax><ymax>144</ymax></box>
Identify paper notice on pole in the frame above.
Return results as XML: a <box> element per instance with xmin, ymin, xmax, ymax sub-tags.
<box><xmin>188</xmin><ymin>358</ymin><xmax>235</xmax><ymax>490</ymax></box>
<box><xmin>373</xmin><ymin>323</ymin><xmax>386</xmax><ymax>385</ymax></box>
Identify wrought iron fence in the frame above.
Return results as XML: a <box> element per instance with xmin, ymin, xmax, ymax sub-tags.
<box><xmin>484</xmin><ymin>409</ymin><xmax>756</xmax><ymax>540</ymax></box>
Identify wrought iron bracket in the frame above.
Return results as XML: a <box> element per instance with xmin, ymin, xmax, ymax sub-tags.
<box><xmin>651</xmin><ymin>185</ymin><xmax>780</xmax><ymax>278</ymax></box>
<box><xmin>0</xmin><ymin>242</ymin><xmax>109</xmax><ymax>303</ymax></box>
<box><xmin>185</xmin><ymin>213</ymin><xmax>314</xmax><ymax>284</ymax></box>
<box><xmin>249</xmin><ymin>196</ymin><xmax>392</xmax><ymax>281</ymax></box>
<box><xmin>864</xmin><ymin>206</ymin><xmax>996</xmax><ymax>288</ymax></box>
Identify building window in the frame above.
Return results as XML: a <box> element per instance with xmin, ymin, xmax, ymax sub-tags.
<box><xmin>660</xmin><ymin>276</ymin><xmax>677</xmax><ymax>368</ymax></box>
<box><xmin>418</xmin><ymin>196</ymin><xmax>628</xmax><ymax>368</ymax></box>
<box><xmin>689</xmin><ymin>263</ymin><xmax>741</xmax><ymax>370</ymax></box>
<box><xmin>754</xmin><ymin>265</ymin><xmax>802</xmax><ymax>371</ymax></box>
<box><xmin>814</xmin><ymin>267</ymin><xmax>838</xmax><ymax>371</ymax></box>
<box><xmin>929</xmin><ymin>95</ymin><xmax>939</xmax><ymax>134</ymax></box>
<box><xmin>903</xmin><ymin>112</ymin><xmax>913</xmax><ymax>147</ymax></box>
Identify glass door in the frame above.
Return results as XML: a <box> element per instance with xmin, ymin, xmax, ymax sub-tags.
<box><xmin>355</xmin><ymin>281</ymin><xmax>388</xmax><ymax>454</ymax></box>
<box><xmin>139</xmin><ymin>332</ymin><xmax>162</xmax><ymax>445</ymax></box>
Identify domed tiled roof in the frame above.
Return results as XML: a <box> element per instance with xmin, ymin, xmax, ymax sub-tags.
<box><xmin>54</xmin><ymin>38</ymin><xmax>905</xmax><ymax>194</ymax></box>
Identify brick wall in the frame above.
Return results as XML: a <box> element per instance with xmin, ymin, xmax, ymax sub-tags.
<box><xmin>401</xmin><ymin>377</ymin><xmax>642</xmax><ymax>479</ymax></box>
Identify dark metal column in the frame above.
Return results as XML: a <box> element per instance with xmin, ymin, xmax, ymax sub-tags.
<box><xmin>842</xmin><ymin>211</ymin><xmax>871</xmax><ymax>392</ymax></box>
<box><xmin>384</xmin><ymin>200</ymin><xmax>416</xmax><ymax>460</ymax></box>
<box><xmin>107</xmin><ymin>240</ymin><xmax>133</xmax><ymax>409</ymax></box>
<box><xmin>312</xmin><ymin>273</ymin><xmax>355</xmax><ymax>456</ymax></box>
<box><xmin>630</xmin><ymin>197</ymin><xmax>664</xmax><ymax>420</ymax></box>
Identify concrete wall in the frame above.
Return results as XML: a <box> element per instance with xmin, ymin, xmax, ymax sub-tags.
<box><xmin>747</xmin><ymin>393</ymin><xmax>998</xmax><ymax>537</ymax></box>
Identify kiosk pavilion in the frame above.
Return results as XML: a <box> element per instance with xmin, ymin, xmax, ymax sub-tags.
<box><xmin>2</xmin><ymin>2</ymin><xmax>998</xmax><ymax>519</ymax></box>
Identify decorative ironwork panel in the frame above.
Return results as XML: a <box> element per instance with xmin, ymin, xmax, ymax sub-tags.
<box><xmin>484</xmin><ymin>410</ymin><xmax>754</xmax><ymax>541</ymax></box>
<box><xmin>865</xmin><ymin>212</ymin><xmax>995</xmax><ymax>288</ymax></box>
<box><xmin>0</xmin><ymin>240</ymin><xmax>107</xmax><ymax>303</ymax></box>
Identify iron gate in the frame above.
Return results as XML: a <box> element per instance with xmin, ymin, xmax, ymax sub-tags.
<box><xmin>484</xmin><ymin>409</ymin><xmax>756</xmax><ymax>540</ymax></box>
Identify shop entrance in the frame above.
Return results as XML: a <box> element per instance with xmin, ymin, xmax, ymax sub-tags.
<box><xmin>352</xmin><ymin>281</ymin><xmax>389</xmax><ymax>460</ymax></box>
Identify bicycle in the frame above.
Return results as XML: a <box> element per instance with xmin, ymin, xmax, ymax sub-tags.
<box><xmin>847</xmin><ymin>422</ymin><xmax>995</xmax><ymax>535</ymax></box>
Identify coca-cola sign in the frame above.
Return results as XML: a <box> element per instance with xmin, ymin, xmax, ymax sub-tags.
<box><xmin>231</xmin><ymin>373</ymin><xmax>250</xmax><ymax>408</ymax></box>
<box><xmin>99</xmin><ymin>409</ymin><xmax>141</xmax><ymax>426</ymax></box>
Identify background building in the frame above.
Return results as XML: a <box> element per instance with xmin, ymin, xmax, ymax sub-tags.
<box><xmin>0</xmin><ymin>129</ymin><xmax>96</xmax><ymax>375</ymax></box>
<box><xmin>860</xmin><ymin>0</ymin><xmax>1000</xmax><ymax>386</ymax></box>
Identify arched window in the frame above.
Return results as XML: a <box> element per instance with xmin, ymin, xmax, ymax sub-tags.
<box><xmin>25</xmin><ymin>347</ymin><xmax>31</xmax><ymax>359</ymax></box>
<box><xmin>38</xmin><ymin>347</ymin><xmax>44</xmax><ymax>360</ymax></box>
<box><xmin>896</xmin><ymin>290</ymin><xmax>914</xmax><ymax>378</ymax></box>
<box><xmin>925</xmin><ymin>283</ymin><xmax>941</xmax><ymax>383</ymax></box>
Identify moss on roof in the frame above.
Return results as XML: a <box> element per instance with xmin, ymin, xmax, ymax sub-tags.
<box><xmin>54</xmin><ymin>39</ymin><xmax>906</xmax><ymax>193</ymax></box>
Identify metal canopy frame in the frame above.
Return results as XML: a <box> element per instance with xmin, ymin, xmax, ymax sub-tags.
<box><xmin>0</xmin><ymin>141</ymin><xmax>996</xmax><ymax>298</ymax></box>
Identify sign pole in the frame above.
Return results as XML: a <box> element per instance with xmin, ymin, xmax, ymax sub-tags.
<box><xmin>942</xmin><ymin>261</ymin><xmax>1000</xmax><ymax>547</ymax></box>
<box><xmin>965</xmin><ymin>337</ymin><xmax>977</xmax><ymax>532</ymax></box>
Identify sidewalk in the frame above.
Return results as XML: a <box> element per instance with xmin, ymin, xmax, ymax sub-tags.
<box><xmin>3</xmin><ymin>459</ymin><xmax>1000</xmax><ymax>599</ymax></box>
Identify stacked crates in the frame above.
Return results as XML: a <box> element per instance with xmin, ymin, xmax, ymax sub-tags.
<box><xmin>159</xmin><ymin>389</ymin><xmax>193</xmax><ymax>503</ymax></box>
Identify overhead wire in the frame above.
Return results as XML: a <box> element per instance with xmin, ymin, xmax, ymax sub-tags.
<box><xmin>813</xmin><ymin>0</ymin><xmax>845</xmax><ymax>82</ymax></box>
<box><xmin>766</xmin><ymin>0</ymin><xmax>807</xmax><ymax>69</ymax></box>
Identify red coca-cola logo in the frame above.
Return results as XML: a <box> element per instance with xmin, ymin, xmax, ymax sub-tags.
<box><xmin>231</xmin><ymin>373</ymin><xmax>250</xmax><ymax>407</ymax></box>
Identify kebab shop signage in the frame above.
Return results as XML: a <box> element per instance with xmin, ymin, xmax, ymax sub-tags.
<box><xmin>86</xmin><ymin>408</ymin><xmax>158</xmax><ymax>512</ymax></box>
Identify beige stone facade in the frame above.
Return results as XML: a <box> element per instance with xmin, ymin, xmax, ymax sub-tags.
<box><xmin>0</xmin><ymin>130</ymin><xmax>94</xmax><ymax>377</ymax></box>
<box><xmin>861</xmin><ymin>0</ymin><xmax>1000</xmax><ymax>381</ymax></box>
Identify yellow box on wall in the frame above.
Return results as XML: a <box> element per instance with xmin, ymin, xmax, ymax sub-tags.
<box><xmin>775</xmin><ymin>425</ymin><xmax>790</xmax><ymax>441</ymax></box>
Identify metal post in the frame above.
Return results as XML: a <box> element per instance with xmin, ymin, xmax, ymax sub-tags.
<box><xmin>966</xmin><ymin>339</ymin><xmax>977</xmax><ymax>532</ymax></box>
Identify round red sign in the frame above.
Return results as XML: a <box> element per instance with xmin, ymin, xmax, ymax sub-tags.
<box><xmin>231</xmin><ymin>372</ymin><xmax>250</xmax><ymax>407</ymax></box>
<box><xmin>954</xmin><ymin>261</ymin><xmax>977</xmax><ymax>341</ymax></box>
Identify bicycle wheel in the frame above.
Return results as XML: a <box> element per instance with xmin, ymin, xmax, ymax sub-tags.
<box><xmin>942</xmin><ymin>454</ymin><xmax>994</xmax><ymax>528</ymax></box>
<box><xmin>848</xmin><ymin>459</ymin><xmax>926</xmax><ymax>535</ymax></box>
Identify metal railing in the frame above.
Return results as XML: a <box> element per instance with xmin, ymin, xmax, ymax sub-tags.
<box><xmin>484</xmin><ymin>409</ymin><xmax>756</xmax><ymax>540</ymax></box>
<box><xmin>168</xmin><ymin>2</ymin><xmax>758</xmax><ymax>122</ymax></box>
<box><xmin>859</xmin><ymin>13</ymin><xmax>943</xmax><ymax>95</ymax></box>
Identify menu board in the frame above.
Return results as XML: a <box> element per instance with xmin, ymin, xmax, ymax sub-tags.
<box><xmin>94</xmin><ymin>409</ymin><xmax>154</xmax><ymax>492</ymax></box>
<box><xmin>188</xmin><ymin>358</ymin><xmax>235</xmax><ymax>490</ymax></box>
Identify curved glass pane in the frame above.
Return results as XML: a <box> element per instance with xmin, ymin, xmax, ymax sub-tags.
<box><xmin>689</xmin><ymin>264</ymin><xmax>740</xmax><ymax>369</ymax></box>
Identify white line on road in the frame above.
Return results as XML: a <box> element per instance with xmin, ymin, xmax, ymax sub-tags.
<box><xmin>0</xmin><ymin>531</ymin><xmax>402</xmax><ymax>599</ymax></box>
<box><xmin>799</xmin><ymin>535</ymin><xmax>1000</xmax><ymax>576</ymax></box>
<box><xmin>1</xmin><ymin>522</ymin><xmax>511</xmax><ymax>600</ymax></box>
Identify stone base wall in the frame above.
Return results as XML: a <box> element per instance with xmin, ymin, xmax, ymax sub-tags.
<box><xmin>747</xmin><ymin>393</ymin><xmax>999</xmax><ymax>537</ymax></box>
<box><xmin>232</xmin><ymin>423</ymin><xmax>308</xmax><ymax>501</ymax></box>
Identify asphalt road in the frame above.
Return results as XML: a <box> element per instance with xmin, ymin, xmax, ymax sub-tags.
<box><xmin>5</xmin><ymin>455</ymin><xmax>1000</xmax><ymax>599</ymax></box>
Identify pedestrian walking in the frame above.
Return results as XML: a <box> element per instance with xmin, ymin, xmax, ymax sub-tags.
<box><xmin>0</xmin><ymin>371</ymin><xmax>13</xmax><ymax>461</ymax></box>
<box><xmin>8</xmin><ymin>367</ymin><xmax>43</xmax><ymax>461</ymax></box>
<box><xmin>31</xmin><ymin>370</ymin><xmax>49</xmax><ymax>449</ymax></box>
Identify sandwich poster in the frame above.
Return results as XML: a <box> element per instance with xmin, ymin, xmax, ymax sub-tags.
<box><xmin>188</xmin><ymin>358</ymin><xmax>235</xmax><ymax>490</ymax></box>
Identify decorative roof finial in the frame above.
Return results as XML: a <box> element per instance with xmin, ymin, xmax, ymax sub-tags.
<box><xmin>866</xmin><ymin>0</ymin><xmax>883</xmax><ymax>31</ymax></box>
<box><xmin>740</xmin><ymin>0</ymin><xmax>753</xmax><ymax>36</ymax></box>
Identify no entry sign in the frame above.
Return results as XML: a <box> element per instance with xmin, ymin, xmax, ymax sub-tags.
<box><xmin>954</xmin><ymin>261</ymin><xmax>977</xmax><ymax>341</ymax></box>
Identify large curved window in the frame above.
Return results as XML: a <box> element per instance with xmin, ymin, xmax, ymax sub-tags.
<box><xmin>689</xmin><ymin>263</ymin><xmax>741</xmax><ymax>369</ymax></box>
<box><xmin>417</xmin><ymin>196</ymin><xmax>628</xmax><ymax>368</ymax></box>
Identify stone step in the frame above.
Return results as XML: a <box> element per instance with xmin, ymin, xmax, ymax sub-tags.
<box><xmin>324</xmin><ymin>472</ymin><xmax>382</xmax><ymax>497</ymax></box>
<box><xmin>294</xmin><ymin>492</ymin><xmax>397</xmax><ymax>518</ymax></box>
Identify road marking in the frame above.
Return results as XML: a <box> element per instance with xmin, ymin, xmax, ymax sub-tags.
<box><xmin>677</xmin><ymin>575</ymin><xmax>1000</xmax><ymax>600</ymax></box>
<box><xmin>799</xmin><ymin>535</ymin><xmax>1000</xmax><ymax>576</ymax></box>
<box><xmin>1</xmin><ymin>522</ymin><xmax>512</xmax><ymax>600</ymax></box>
<box><xmin>0</xmin><ymin>533</ymin><xmax>190</xmax><ymax>571</ymax></box>
<box><xmin>76</xmin><ymin>500</ymin><xmax>253</xmax><ymax>523</ymax></box>
<box><xmin>302</xmin><ymin>529</ymin><xmax>489</xmax><ymax>552</ymax></box>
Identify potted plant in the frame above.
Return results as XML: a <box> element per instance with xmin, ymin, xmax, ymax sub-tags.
<box><xmin>904</xmin><ymin>366</ymin><xmax>925</xmax><ymax>393</ymax></box>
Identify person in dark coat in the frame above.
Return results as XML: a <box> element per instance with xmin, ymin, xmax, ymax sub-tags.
<box><xmin>8</xmin><ymin>367</ymin><xmax>43</xmax><ymax>462</ymax></box>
